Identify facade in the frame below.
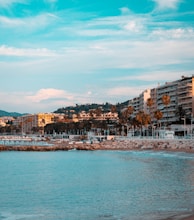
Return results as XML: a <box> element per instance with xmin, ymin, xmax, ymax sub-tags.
<box><xmin>177</xmin><ymin>76</ymin><xmax>194</xmax><ymax>118</ymax></box>
<box><xmin>150</xmin><ymin>88</ymin><xmax>157</xmax><ymax>122</ymax></box>
<box><xmin>139</xmin><ymin>89</ymin><xmax>151</xmax><ymax>113</ymax></box>
<box><xmin>128</xmin><ymin>90</ymin><xmax>150</xmax><ymax>117</ymax></box>
<box><xmin>0</xmin><ymin>117</ymin><xmax>15</xmax><ymax>127</ymax></box>
<box><xmin>78</xmin><ymin>111</ymin><xmax>119</xmax><ymax>121</ymax></box>
<box><xmin>127</xmin><ymin>75</ymin><xmax>194</xmax><ymax>127</ymax></box>
<box><xmin>13</xmin><ymin>113</ymin><xmax>55</xmax><ymax>134</ymax></box>
<box><xmin>157</xmin><ymin>80</ymin><xmax>179</xmax><ymax>124</ymax></box>
<box><xmin>156</xmin><ymin>75</ymin><xmax>194</xmax><ymax>125</ymax></box>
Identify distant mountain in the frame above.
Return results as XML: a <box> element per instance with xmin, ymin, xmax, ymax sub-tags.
<box><xmin>0</xmin><ymin>110</ymin><xmax>25</xmax><ymax>117</ymax></box>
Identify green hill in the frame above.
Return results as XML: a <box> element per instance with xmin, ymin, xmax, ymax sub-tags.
<box><xmin>0</xmin><ymin>110</ymin><xmax>24</xmax><ymax>117</ymax></box>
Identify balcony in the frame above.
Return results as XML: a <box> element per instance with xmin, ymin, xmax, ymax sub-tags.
<box><xmin>178</xmin><ymin>82</ymin><xmax>192</xmax><ymax>89</ymax></box>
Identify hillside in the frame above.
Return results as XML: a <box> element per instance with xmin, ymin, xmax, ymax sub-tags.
<box><xmin>53</xmin><ymin>101</ymin><xmax>130</xmax><ymax>115</ymax></box>
<box><xmin>0</xmin><ymin>110</ymin><xmax>24</xmax><ymax>117</ymax></box>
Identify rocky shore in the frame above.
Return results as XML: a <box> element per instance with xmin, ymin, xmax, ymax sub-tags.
<box><xmin>0</xmin><ymin>139</ymin><xmax>194</xmax><ymax>152</ymax></box>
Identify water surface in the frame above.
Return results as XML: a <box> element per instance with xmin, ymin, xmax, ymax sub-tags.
<box><xmin>0</xmin><ymin>150</ymin><xmax>194</xmax><ymax>220</ymax></box>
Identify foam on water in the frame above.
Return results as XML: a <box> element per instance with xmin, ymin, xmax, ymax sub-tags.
<box><xmin>0</xmin><ymin>212</ymin><xmax>44</xmax><ymax>220</ymax></box>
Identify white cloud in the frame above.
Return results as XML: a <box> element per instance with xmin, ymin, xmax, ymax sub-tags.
<box><xmin>26</xmin><ymin>89</ymin><xmax>74</xmax><ymax>103</ymax></box>
<box><xmin>112</xmin><ymin>71</ymin><xmax>186</xmax><ymax>83</ymax></box>
<box><xmin>0</xmin><ymin>16</ymin><xmax>25</xmax><ymax>26</ymax></box>
<box><xmin>152</xmin><ymin>28</ymin><xmax>194</xmax><ymax>39</ymax></box>
<box><xmin>0</xmin><ymin>88</ymin><xmax>108</xmax><ymax>113</ymax></box>
<box><xmin>0</xmin><ymin>45</ymin><xmax>58</xmax><ymax>57</ymax></box>
<box><xmin>0</xmin><ymin>0</ymin><xmax>26</xmax><ymax>8</ymax></box>
<box><xmin>119</xmin><ymin>7</ymin><xmax>132</xmax><ymax>15</ymax></box>
<box><xmin>124</xmin><ymin>21</ymin><xmax>138</xmax><ymax>32</ymax></box>
<box><xmin>152</xmin><ymin>0</ymin><xmax>181</xmax><ymax>10</ymax></box>
<box><xmin>0</xmin><ymin>13</ymin><xmax>58</xmax><ymax>29</ymax></box>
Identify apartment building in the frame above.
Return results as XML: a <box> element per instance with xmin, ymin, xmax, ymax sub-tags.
<box><xmin>126</xmin><ymin>75</ymin><xmax>194</xmax><ymax>126</ymax></box>
<box><xmin>139</xmin><ymin>89</ymin><xmax>151</xmax><ymax>113</ymax></box>
<box><xmin>78</xmin><ymin>111</ymin><xmax>119</xmax><ymax>121</ymax></box>
<box><xmin>157</xmin><ymin>80</ymin><xmax>179</xmax><ymax>124</ymax></box>
<box><xmin>156</xmin><ymin>75</ymin><xmax>194</xmax><ymax>124</ymax></box>
<box><xmin>150</xmin><ymin>88</ymin><xmax>157</xmax><ymax>121</ymax></box>
<box><xmin>128</xmin><ymin>90</ymin><xmax>150</xmax><ymax>117</ymax></box>
<box><xmin>13</xmin><ymin>113</ymin><xmax>55</xmax><ymax>134</ymax></box>
<box><xmin>177</xmin><ymin>76</ymin><xmax>194</xmax><ymax>118</ymax></box>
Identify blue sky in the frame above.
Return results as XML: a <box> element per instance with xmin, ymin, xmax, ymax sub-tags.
<box><xmin>0</xmin><ymin>0</ymin><xmax>194</xmax><ymax>113</ymax></box>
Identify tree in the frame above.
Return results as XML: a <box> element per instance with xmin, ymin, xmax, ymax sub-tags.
<box><xmin>154</xmin><ymin>110</ymin><xmax>163</xmax><ymax>129</ymax></box>
<box><xmin>146</xmin><ymin>98</ymin><xmax>154</xmax><ymax>117</ymax></box>
<box><xmin>146</xmin><ymin>98</ymin><xmax>154</xmax><ymax>109</ymax></box>
<box><xmin>162</xmin><ymin>94</ymin><xmax>170</xmax><ymax>125</ymax></box>
<box><xmin>122</xmin><ymin>106</ymin><xmax>134</xmax><ymax>121</ymax></box>
<box><xmin>136</xmin><ymin>111</ymin><xmax>151</xmax><ymax>136</ymax></box>
<box><xmin>95</xmin><ymin>107</ymin><xmax>102</xmax><ymax>117</ymax></box>
<box><xmin>111</xmin><ymin>105</ymin><xmax>117</xmax><ymax>113</ymax></box>
<box><xmin>146</xmin><ymin>98</ymin><xmax>154</xmax><ymax>134</ymax></box>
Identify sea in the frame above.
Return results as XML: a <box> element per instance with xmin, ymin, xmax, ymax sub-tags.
<box><xmin>0</xmin><ymin>150</ymin><xmax>194</xmax><ymax>220</ymax></box>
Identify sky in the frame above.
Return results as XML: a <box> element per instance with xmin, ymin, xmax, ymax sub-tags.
<box><xmin>0</xmin><ymin>0</ymin><xmax>194</xmax><ymax>113</ymax></box>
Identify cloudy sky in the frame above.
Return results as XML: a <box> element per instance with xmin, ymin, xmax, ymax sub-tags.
<box><xmin>0</xmin><ymin>0</ymin><xmax>194</xmax><ymax>113</ymax></box>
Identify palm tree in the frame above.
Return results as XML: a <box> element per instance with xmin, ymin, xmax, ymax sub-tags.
<box><xmin>120</xmin><ymin>106</ymin><xmax>134</xmax><ymax>135</ymax></box>
<box><xmin>154</xmin><ymin>110</ymin><xmax>163</xmax><ymax>138</ymax></box>
<box><xmin>146</xmin><ymin>98</ymin><xmax>154</xmax><ymax>136</ymax></box>
<box><xmin>162</xmin><ymin>94</ymin><xmax>170</xmax><ymax>126</ymax></box>
<box><xmin>136</xmin><ymin>111</ymin><xmax>151</xmax><ymax>137</ymax></box>
<box><xmin>154</xmin><ymin>109</ymin><xmax>163</xmax><ymax>129</ymax></box>
<box><xmin>146</xmin><ymin>98</ymin><xmax>154</xmax><ymax>115</ymax></box>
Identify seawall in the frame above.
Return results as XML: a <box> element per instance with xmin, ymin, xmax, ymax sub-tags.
<box><xmin>0</xmin><ymin>139</ymin><xmax>194</xmax><ymax>152</ymax></box>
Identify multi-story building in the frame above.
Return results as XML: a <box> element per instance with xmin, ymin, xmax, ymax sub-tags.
<box><xmin>177</xmin><ymin>76</ymin><xmax>194</xmax><ymax>118</ymax></box>
<box><xmin>156</xmin><ymin>75</ymin><xmax>194</xmax><ymax>125</ymax></box>
<box><xmin>13</xmin><ymin>113</ymin><xmax>55</xmax><ymax>134</ymax></box>
<box><xmin>139</xmin><ymin>89</ymin><xmax>151</xmax><ymax>113</ymax></box>
<box><xmin>150</xmin><ymin>88</ymin><xmax>157</xmax><ymax>122</ymax></box>
<box><xmin>126</xmin><ymin>75</ymin><xmax>194</xmax><ymax>127</ymax></box>
<box><xmin>128</xmin><ymin>96</ymin><xmax>139</xmax><ymax>117</ymax></box>
<box><xmin>77</xmin><ymin>111</ymin><xmax>119</xmax><ymax>121</ymax></box>
<box><xmin>157</xmin><ymin>80</ymin><xmax>179</xmax><ymax>124</ymax></box>
<box><xmin>128</xmin><ymin>90</ymin><xmax>150</xmax><ymax>118</ymax></box>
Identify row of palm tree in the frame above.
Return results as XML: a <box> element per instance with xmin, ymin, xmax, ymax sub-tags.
<box><xmin>120</xmin><ymin>94</ymin><xmax>171</xmax><ymax>136</ymax></box>
<box><xmin>43</xmin><ymin>94</ymin><xmax>171</xmax><ymax>136</ymax></box>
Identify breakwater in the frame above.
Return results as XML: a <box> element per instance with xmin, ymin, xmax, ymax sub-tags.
<box><xmin>0</xmin><ymin>139</ymin><xmax>194</xmax><ymax>152</ymax></box>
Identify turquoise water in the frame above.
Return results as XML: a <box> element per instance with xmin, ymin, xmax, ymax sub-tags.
<box><xmin>0</xmin><ymin>150</ymin><xmax>194</xmax><ymax>220</ymax></box>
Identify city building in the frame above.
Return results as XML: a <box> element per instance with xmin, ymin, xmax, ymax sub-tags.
<box><xmin>77</xmin><ymin>111</ymin><xmax>119</xmax><ymax>121</ymax></box>
<box><xmin>156</xmin><ymin>75</ymin><xmax>194</xmax><ymax>125</ymax></box>
<box><xmin>13</xmin><ymin>113</ymin><xmax>55</xmax><ymax>134</ymax></box>
<box><xmin>157</xmin><ymin>79</ymin><xmax>179</xmax><ymax>124</ymax></box>
<box><xmin>127</xmin><ymin>75</ymin><xmax>194</xmax><ymax>129</ymax></box>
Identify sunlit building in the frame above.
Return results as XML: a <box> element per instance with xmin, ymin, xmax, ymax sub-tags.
<box><xmin>13</xmin><ymin>113</ymin><xmax>55</xmax><ymax>134</ymax></box>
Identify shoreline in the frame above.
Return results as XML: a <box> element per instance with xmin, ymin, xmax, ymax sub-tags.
<box><xmin>164</xmin><ymin>212</ymin><xmax>194</xmax><ymax>220</ymax></box>
<box><xmin>0</xmin><ymin>139</ymin><xmax>194</xmax><ymax>153</ymax></box>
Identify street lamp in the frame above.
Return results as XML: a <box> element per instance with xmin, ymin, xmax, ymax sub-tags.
<box><xmin>181</xmin><ymin>117</ymin><xmax>186</xmax><ymax>138</ymax></box>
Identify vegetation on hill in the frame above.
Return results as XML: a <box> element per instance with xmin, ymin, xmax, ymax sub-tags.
<box><xmin>53</xmin><ymin>101</ymin><xmax>130</xmax><ymax>115</ymax></box>
<box><xmin>0</xmin><ymin>110</ymin><xmax>24</xmax><ymax>117</ymax></box>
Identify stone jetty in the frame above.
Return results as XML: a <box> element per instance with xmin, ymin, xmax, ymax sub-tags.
<box><xmin>0</xmin><ymin>139</ymin><xmax>194</xmax><ymax>152</ymax></box>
